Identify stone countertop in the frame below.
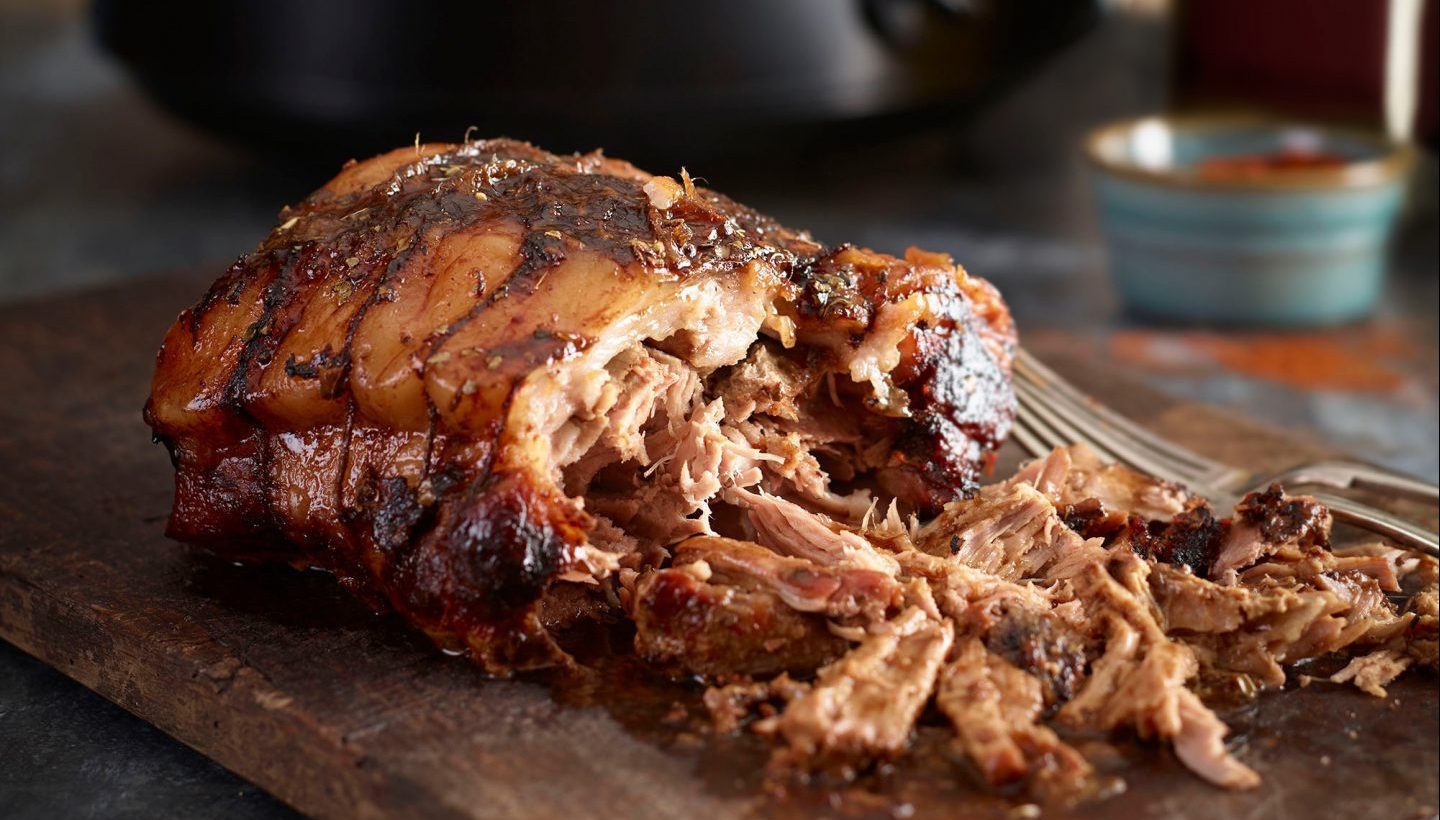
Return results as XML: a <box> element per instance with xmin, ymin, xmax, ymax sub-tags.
<box><xmin>1</xmin><ymin>3</ymin><xmax>1435</xmax><ymax>818</ymax></box>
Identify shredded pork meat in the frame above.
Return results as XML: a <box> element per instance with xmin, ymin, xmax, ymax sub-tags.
<box><xmin>764</xmin><ymin>608</ymin><xmax>954</xmax><ymax>773</ymax></box>
<box><xmin>694</xmin><ymin>444</ymin><xmax>1436</xmax><ymax>801</ymax></box>
<box><xmin>937</xmin><ymin>638</ymin><xmax>1094</xmax><ymax>794</ymax></box>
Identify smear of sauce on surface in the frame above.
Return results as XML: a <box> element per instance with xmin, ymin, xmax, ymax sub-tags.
<box><xmin>1108</xmin><ymin>329</ymin><xmax>1414</xmax><ymax>394</ymax></box>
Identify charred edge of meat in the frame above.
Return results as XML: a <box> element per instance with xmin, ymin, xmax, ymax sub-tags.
<box><xmin>363</xmin><ymin>470</ymin><xmax>593</xmax><ymax>672</ymax></box>
<box><xmin>1071</xmin><ymin>495</ymin><xmax>1226</xmax><ymax>579</ymax></box>
<box><xmin>1128</xmin><ymin>501</ymin><xmax>1227</xmax><ymax>580</ymax></box>
<box><xmin>1063</xmin><ymin>495</ymin><xmax>1228</xmax><ymax>580</ymax></box>
<box><xmin>358</xmin><ymin>466</ymin><xmax>463</xmax><ymax>555</ymax></box>
<box><xmin>162</xmin><ymin>432</ymin><xmax>280</xmax><ymax>546</ymax></box>
<box><xmin>984</xmin><ymin>608</ymin><xmax>1091</xmax><ymax>713</ymax></box>
<box><xmin>418</xmin><ymin>471</ymin><xmax>585</xmax><ymax>615</ymax></box>
<box><xmin>283</xmin><ymin>347</ymin><xmax>351</xmax><ymax>397</ymax></box>
<box><xmin>224</xmin><ymin>246</ymin><xmax>323</xmax><ymax>415</ymax></box>
<box><xmin>1061</xmin><ymin>498</ymin><xmax>1130</xmax><ymax>541</ymax></box>
<box><xmin>1235</xmin><ymin>484</ymin><xmax>1330</xmax><ymax>549</ymax></box>
<box><xmin>888</xmin><ymin>292</ymin><xmax>1015</xmax><ymax>511</ymax></box>
<box><xmin>630</xmin><ymin>568</ymin><xmax>848</xmax><ymax>678</ymax></box>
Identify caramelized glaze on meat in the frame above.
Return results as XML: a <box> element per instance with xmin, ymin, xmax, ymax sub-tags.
<box><xmin>145</xmin><ymin>138</ymin><xmax>1016</xmax><ymax>673</ymax></box>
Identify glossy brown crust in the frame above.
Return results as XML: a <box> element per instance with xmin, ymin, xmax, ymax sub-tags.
<box><xmin>983</xmin><ymin>607</ymin><xmax>1089</xmax><ymax>712</ymax></box>
<box><xmin>1233</xmin><ymin>484</ymin><xmax>1330</xmax><ymax>549</ymax></box>
<box><xmin>145</xmin><ymin>139</ymin><xmax>1015</xmax><ymax>672</ymax></box>
<box><xmin>631</xmin><ymin>569</ymin><xmax>848</xmax><ymax>677</ymax></box>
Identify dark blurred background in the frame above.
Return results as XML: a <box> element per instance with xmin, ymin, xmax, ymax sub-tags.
<box><xmin>0</xmin><ymin>1</ymin><xmax>1436</xmax><ymax>817</ymax></box>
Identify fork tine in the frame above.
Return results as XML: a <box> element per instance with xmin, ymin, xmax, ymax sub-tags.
<box><xmin>1013</xmin><ymin>382</ymin><xmax>1122</xmax><ymax>464</ymax></box>
<box><xmin>1009</xmin><ymin>414</ymin><xmax>1055</xmax><ymax>459</ymax></box>
<box><xmin>1010</xmin><ymin>393</ymin><xmax>1112</xmax><ymax>461</ymax></box>
<box><xmin>1015</xmin><ymin>351</ymin><xmax>1212</xmax><ymax>471</ymax></box>
<box><xmin>1011</xmin><ymin>349</ymin><xmax>1438</xmax><ymax>555</ymax></box>
<box><xmin>1013</xmin><ymin>351</ymin><xmax>1244</xmax><ymax>488</ymax></box>
<box><xmin>1268</xmin><ymin>460</ymin><xmax>1440</xmax><ymax>502</ymax></box>
<box><xmin>1014</xmin><ymin>349</ymin><xmax>1229</xmax><ymax>477</ymax></box>
<box><xmin>1015</xmin><ymin>378</ymin><xmax>1203</xmax><ymax>482</ymax></box>
<box><xmin>1306</xmin><ymin>490</ymin><xmax>1439</xmax><ymax>557</ymax></box>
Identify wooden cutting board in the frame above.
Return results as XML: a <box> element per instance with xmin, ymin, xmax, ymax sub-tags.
<box><xmin>0</xmin><ymin>274</ymin><xmax>1435</xmax><ymax>820</ymax></box>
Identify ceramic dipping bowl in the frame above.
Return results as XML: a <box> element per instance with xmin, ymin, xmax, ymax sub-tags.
<box><xmin>1086</xmin><ymin>114</ymin><xmax>1413</xmax><ymax>325</ymax></box>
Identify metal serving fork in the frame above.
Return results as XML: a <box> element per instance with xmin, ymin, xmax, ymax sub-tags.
<box><xmin>1010</xmin><ymin>349</ymin><xmax>1440</xmax><ymax>557</ymax></box>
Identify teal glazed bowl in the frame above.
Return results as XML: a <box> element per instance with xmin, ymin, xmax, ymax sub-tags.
<box><xmin>1086</xmin><ymin>115</ymin><xmax>1413</xmax><ymax>325</ymax></box>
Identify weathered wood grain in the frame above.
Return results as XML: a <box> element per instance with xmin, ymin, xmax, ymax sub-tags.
<box><xmin>0</xmin><ymin>275</ymin><xmax>1435</xmax><ymax>819</ymax></box>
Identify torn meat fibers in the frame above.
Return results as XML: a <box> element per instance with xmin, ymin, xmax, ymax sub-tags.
<box><xmin>703</xmin><ymin>445</ymin><xmax>1435</xmax><ymax>799</ymax></box>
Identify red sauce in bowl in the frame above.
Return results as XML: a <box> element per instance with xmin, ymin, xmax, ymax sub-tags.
<box><xmin>1192</xmin><ymin>148</ymin><xmax>1349</xmax><ymax>181</ymax></box>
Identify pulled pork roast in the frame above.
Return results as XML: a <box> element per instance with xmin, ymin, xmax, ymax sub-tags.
<box><xmin>706</xmin><ymin>444</ymin><xmax>1437</xmax><ymax>797</ymax></box>
<box><xmin>145</xmin><ymin>138</ymin><xmax>1015</xmax><ymax>673</ymax></box>
<box><xmin>147</xmin><ymin>138</ymin><xmax>1433</xmax><ymax>803</ymax></box>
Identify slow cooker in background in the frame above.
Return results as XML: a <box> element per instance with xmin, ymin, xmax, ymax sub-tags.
<box><xmin>93</xmin><ymin>0</ymin><xmax>1099</xmax><ymax>168</ymax></box>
